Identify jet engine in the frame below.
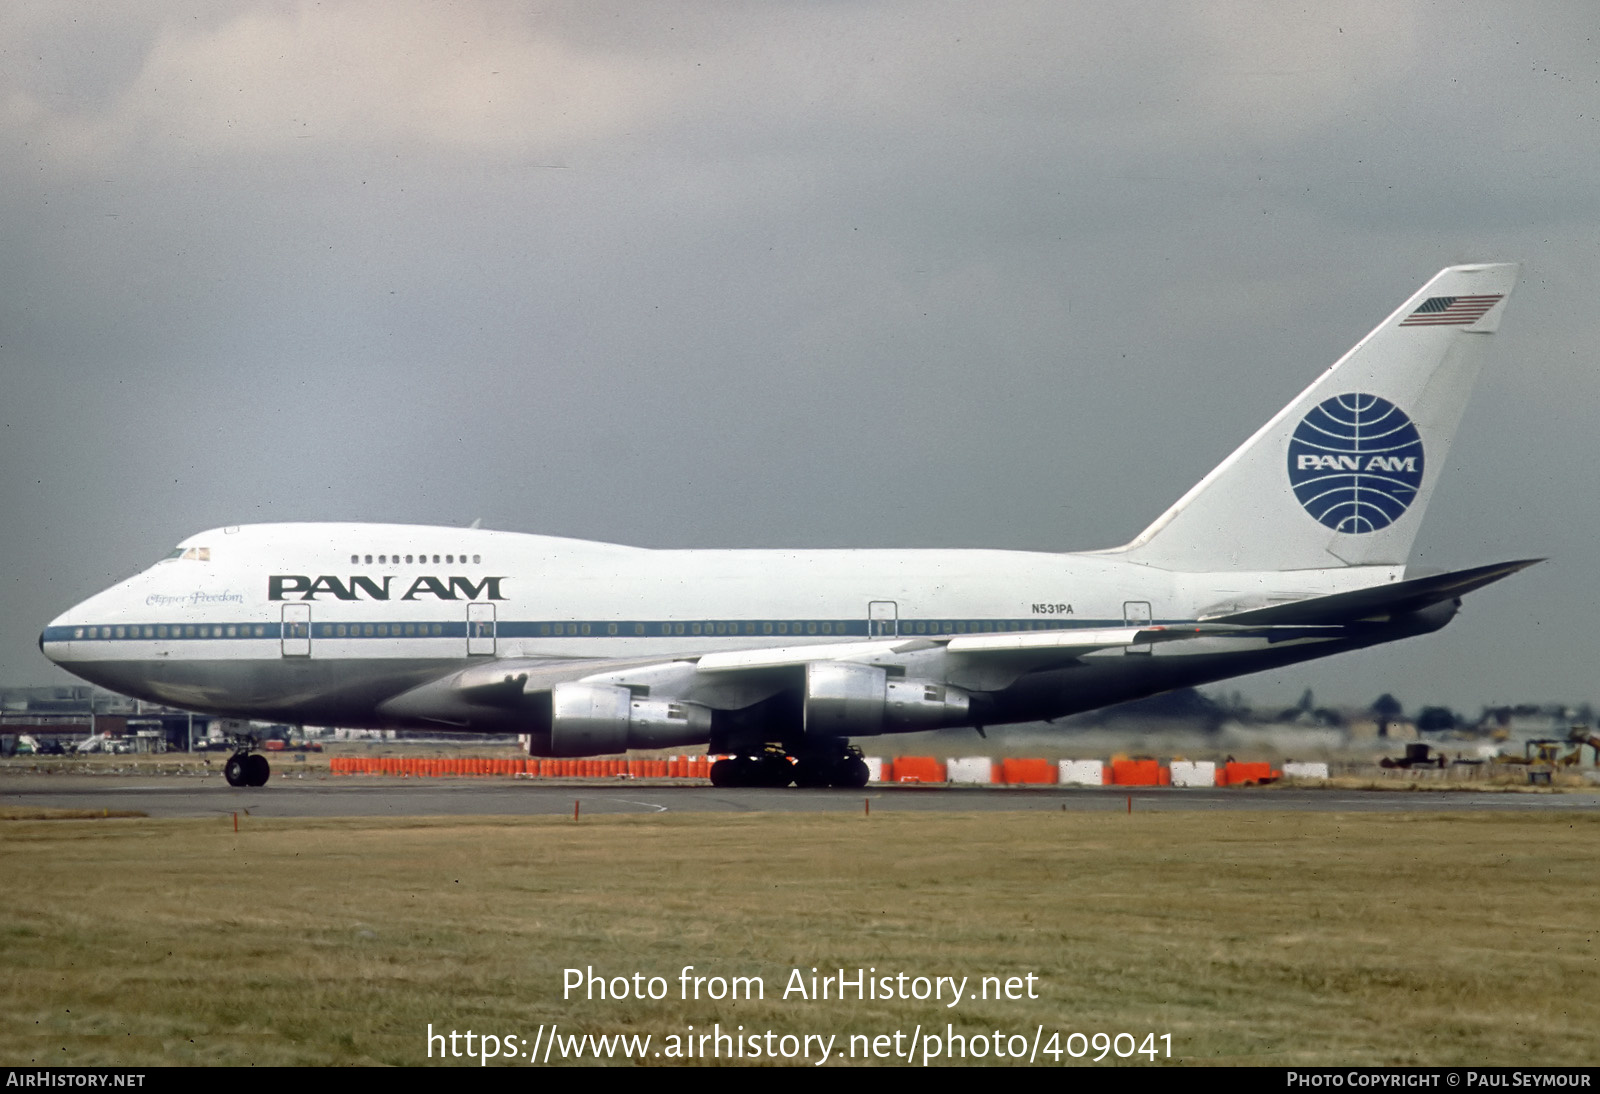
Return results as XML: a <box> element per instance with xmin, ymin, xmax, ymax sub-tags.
<box><xmin>535</xmin><ymin>682</ymin><xmax>713</xmax><ymax>757</ymax></box>
<box><xmin>803</xmin><ymin>661</ymin><xmax>969</xmax><ymax>736</ymax></box>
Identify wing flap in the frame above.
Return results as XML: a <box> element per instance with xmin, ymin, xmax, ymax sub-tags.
<box><xmin>946</xmin><ymin>624</ymin><xmax>1228</xmax><ymax>655</ymax></box>
<box><xmin>694</xmin><ymin>639</ymin><xmax>914</xmax><ymax>673</ymax></box>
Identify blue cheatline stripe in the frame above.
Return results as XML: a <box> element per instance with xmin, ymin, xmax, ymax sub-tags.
<box><xmin>42</xmin><ymin>617</ymin><xmax>1173</xmax><ymax>644</ymax></box>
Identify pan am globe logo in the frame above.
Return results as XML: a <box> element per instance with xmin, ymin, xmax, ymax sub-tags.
<box><xmin>1286</xmin><ymin>393</ymin><xmax>1425</xmax><ymax>533</ymax></box>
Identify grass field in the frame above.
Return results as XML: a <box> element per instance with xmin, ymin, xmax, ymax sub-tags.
<box><xmin>3</xmin><ymin>810</ymin><xmax>1596</xmax><ymax>1066</ymax></box>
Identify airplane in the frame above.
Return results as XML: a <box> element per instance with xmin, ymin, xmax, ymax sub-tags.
<box><xmin>40</xmin><ymin>262</ymin><xmax>1537</xmax><ymax>789</ymax></box>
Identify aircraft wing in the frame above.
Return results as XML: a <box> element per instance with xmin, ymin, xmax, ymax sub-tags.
<box><xmin>379</xmin><ymin>622</ymin><xmax>1335</xmax><ymax>727</ymax></box>
<box><xmin>695</xmin><ymin>622</ymin><xmax>1343</xmax><ymax>667</ymax></box>
<box><xmin>379</xmin><ymin>559</ymin><xmax>1537</xmax><ymax>731</ymax></box>
<box><xmin>691</xmin><ymin>628</ymin><xmax>1209</xmax><ymax>671</ymax></box>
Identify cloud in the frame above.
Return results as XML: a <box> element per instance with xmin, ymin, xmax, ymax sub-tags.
<box><xmin>10</xmin><ymin>1</ymin><xmax>677</xmax><ymax>169</ymax></box>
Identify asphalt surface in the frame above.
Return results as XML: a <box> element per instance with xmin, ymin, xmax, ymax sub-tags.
<box><xmin>3</xmin><ymin>773</ymin><xmax>1596</xmax><ymax>818</ymax></box>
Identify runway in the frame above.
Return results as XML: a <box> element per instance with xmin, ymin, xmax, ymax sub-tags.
<box><xmin>3</xmin><ymin>773</ymin><xmax>1596</xmax><ymax>818</ymax></box>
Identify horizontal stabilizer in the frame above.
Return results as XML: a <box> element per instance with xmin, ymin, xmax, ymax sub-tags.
<box><xmin>1210</xmin><ymin>558</ymin><xmax>1542</xmax><ymax>626</ymax></box>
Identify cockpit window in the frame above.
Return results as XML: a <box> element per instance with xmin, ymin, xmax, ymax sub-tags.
<box><xmin>173</xmin><ymin>547</ymin><xmax>211</xmax><ymax>561</ymax></box>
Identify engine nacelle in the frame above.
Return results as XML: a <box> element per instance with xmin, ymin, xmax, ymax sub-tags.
<box><xmin>538</xmin><ymin>682</ymin><xmax>713</xmax><ymax>757</ymax></box>
<box><xmin>803</xmin><ymin>662</ymin><xmax>969</xmax><ymax>737</ymax></box>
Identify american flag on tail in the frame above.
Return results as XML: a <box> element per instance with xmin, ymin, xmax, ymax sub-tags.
<box><xmin>1399</xmin><ymin>294</ymin><xmax>1503</xmax><ymax>326</ymax></box>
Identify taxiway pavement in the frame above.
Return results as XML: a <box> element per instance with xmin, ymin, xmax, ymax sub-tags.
<box><xmin>3</xmin><ymin>773</ymin><xmax>1596</xmax><ymax>819</ymax></box>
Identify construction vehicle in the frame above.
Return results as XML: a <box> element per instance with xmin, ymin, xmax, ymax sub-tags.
<box><xmin>1379</xmin><ymin>742</ymin><xmax>1447</xmax><ymax>769</ymax></box>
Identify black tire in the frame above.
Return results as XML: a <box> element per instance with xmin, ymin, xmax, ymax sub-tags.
<box><xmin>224</xmin><ymin>755</ymin><xmax>248</xmax><ymax>787</ymax></box>
<box><xmin>832</xmin><ymin>756</ymin><xmax>870</xmax><ymax>789</ymax></box>
<box><xmin>244</xmin><ymin>754</ymin><xmax>270</xmax><ymax>787</ymax></box>
<box><xmin>709</xmin><ymin>758</ymin><xmax>739</xmax><ymax>788</ymax></box>
<box><xmin>759</xmin><ymin>756</ymin><xmax>794</xmax><ymax>788</ymax></box>
<box><xmin>791</xmin><ymin>760</ymin><xmax>831</xmax><ymax>789</ymax></box>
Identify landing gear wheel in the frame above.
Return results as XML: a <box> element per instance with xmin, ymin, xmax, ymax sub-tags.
<box><xmin>224</xmin><ymin>755</ymin><xmax>248</xmax><ymax>787</ymax></box>
<box><xmin>831</xmin><ymin>756</ymin><xmax>870</xmax><ymax>789</ymax></box>
<box><xmin>709</xmin><ymin>754</ymin><xmax>794</xmax><ymax>788</ymax></box>
<box><xmin>792</xmin><ymin>759</ymin><xmax>831</xmax><ymax>788</ymax></box>
<box><xmin>244</xmin><ymin>754</ymin><xmax>270</xmax><ymax>787</ymax></box>
<box><xmin>757</xmin><ymin>754</ymin><xmax>794</xmax><ymax>788</ymax></box>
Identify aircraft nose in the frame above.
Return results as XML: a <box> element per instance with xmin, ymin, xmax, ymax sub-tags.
<box><xmin>40</xmin><ymin>604</ymin><xmax>85</xmax><ymax>668</ymax></box>
<box><xmin>40</xmin><ymin>615</ymin><xmax>69</xmax><ymax>666</ymax></box>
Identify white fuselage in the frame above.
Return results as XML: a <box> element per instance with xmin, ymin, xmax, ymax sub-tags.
<box><xmin>42</xmin><ymin>522</ymin><xmax>1402</xmax><ymax>730</ymax></box>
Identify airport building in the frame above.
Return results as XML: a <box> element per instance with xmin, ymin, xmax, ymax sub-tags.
<box><xmin>1</xmin><ymin>685</ymin><xmax>212</xmax><ymax>754</ymax></box>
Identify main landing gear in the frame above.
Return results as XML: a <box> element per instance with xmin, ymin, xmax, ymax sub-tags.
<box><xmin>223</xmin><ymin>745</ymin><xmax>270</xmax><ymax>788</ymax></box>
<box><xmin>709</xmin><ymin>744</ymin><xmax>870</xmax><ymax>789</ymax></box>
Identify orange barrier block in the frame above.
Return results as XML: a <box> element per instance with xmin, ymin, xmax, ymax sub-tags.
<box><xmin>892</xmin><ymin>756</ymin><xmax>946</xmax><ymax>783</ymax></box>
<box><xmin>1000</xmin><ymin>758</ymin><xmax>1057</xmax><ymax>785</ymax></box>
<box><xmin>1220</xmin><ymin>761</ymin><xmax>1279</xmax><ymax>787</ymax></box>
<box><xmin>1110</xmin><ymin>759</ymin><xmax>1162</xmax><ymax>786</ymax></box>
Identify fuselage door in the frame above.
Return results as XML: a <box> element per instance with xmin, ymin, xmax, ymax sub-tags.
<box><xmin>1122</xmin><ymin>600</ymin><xmax>1153</xmax><ymax>655</ymax></box>
<box><xmin>869</xmin><ymin>600</ymin><xmax>899</xmax><ymax>638</ymax></box>
<box><xmin>281</xmin><ymin>604</ymin><xmax>311</xmax><ymax>658</ymax></box>
<box><xmin>467</xmin><ymin>603</ymin><xmax>496</xmax><ymax>656</ymax></box>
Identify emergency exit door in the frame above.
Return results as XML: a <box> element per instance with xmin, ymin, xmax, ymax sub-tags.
<box><xmin>1123</xmin><ymin>600</ymin><xmax>1152</xmax><ymax>655</ymax></box>
<box><xmin>281</xmin><ymin>604</ymin><xmax>310</xmax><ymax>658</ymax></box>
<box><xmin>869</xmin><ymin>601</ymin><xmax>899</xmax><ymax>637</ymax></box>
<box><xmin>467</xmin><ymin>603</ymin><xmax>496</xmax><ymax>656</ymax></box>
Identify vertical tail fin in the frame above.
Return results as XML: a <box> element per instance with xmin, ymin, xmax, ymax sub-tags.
<box><xmin>1114</xmin><ymin>263</ymin><xmax>1519</xmax><ymax>572</ymax></box>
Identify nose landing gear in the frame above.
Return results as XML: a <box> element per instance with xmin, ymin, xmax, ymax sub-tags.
<box><xmin>223</xmin><ymin>747</ymin><xmax>270</xmax><ymax>787</ymax></box>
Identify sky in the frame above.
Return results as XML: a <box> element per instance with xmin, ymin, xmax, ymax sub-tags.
<box><xmin>3</xmin><ymin>1</ymin><xmax>1597</xmax><ymax>713</ymax></box>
